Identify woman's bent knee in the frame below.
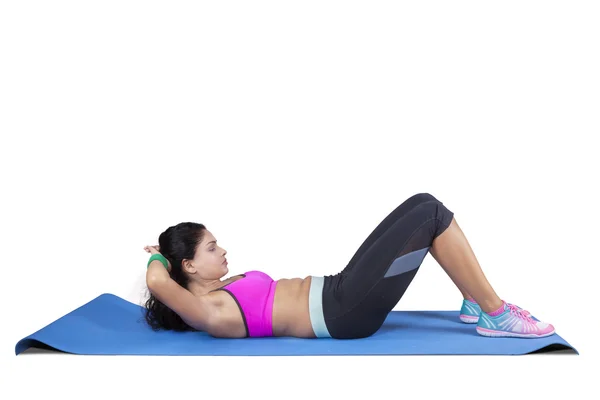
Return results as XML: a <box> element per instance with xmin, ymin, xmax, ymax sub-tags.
<box><xmin>412</xmin><ymin>192</ymin><xmax>439</xmax><ymax>204</ymax></box>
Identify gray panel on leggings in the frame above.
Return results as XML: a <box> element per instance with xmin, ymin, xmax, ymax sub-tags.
<box><xmin>383</xmin><ymin>246</ymin><xmax>430</xmax><ymax>278</ymax></box>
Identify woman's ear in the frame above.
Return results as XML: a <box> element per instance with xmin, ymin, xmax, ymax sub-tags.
<box><xmin>182</xmin><ymin>260</ymin><xmax>197</xmax><ymax>275</ymax></box>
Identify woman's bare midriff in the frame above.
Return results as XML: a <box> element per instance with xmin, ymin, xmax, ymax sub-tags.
<box><xmin>203</xmin><ymin>275</ymin><xmax>317</xmax><ymax>339</ymax></box>
<box><xmin>272</xmin><ymin>276</ymin><xmax>317</xmax><ymax>338</ymax></box>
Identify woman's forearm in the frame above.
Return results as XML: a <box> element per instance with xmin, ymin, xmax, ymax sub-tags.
<box><xmin>146</xmin><ymin>260</ymin><xmax>170</xmax><ymax>285</ymax></box>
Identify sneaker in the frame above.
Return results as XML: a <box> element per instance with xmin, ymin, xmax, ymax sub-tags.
<box><xmin>476</xmin><ymin>301</ymin><xmax>555</xmax><ymax>338</ymax></box>
<box><xmin>459</xmin><ymin>299</ymin><xmax>481</xmax><ymax>323</ymax></box>
<box><xmin>460</xmin><ymin>299</ymin><xmax>536</xmax><ymax>323</ymax></box>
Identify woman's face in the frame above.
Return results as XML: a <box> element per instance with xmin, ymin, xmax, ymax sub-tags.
<box><xmin>187</xmin><ymin>230</ymin><xmax>228</xmax><ymax>279</ymax></box>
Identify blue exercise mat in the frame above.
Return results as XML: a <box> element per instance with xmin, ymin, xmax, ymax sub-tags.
<box><xmin>15</xmin><ymin>293</ymin><xmax>578</xmax><ymax>356</ymax></box>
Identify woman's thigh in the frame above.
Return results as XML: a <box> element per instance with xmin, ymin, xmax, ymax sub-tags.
<box><xmin>343</xmin><ymin>192</ymin><xmax>440</xmax><ymax>271</ymax></box>
<box><xmin>321</xmin><ymin>196</ymin><xmax>454</xmax><ymax>339</ymax></box>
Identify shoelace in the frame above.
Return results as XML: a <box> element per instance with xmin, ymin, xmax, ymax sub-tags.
<box><xmin>507</xmin><ymin>303</ymin><xmax>534</xmax><ymax>323</ymax></box>
<box><xmin>503</xmin><ymin>300</ymin><xmax>531</xmax><ymax>315</ymax></box>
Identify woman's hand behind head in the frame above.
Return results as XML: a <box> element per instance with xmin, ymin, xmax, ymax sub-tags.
<box><xmin>144</xmin><ymin>245</ymin><xmax>172</xmax><ymax>271</ymax></box>
<box><xmin>144</xmin><ymin>245</ymin><xmax>161</xmax><ymax>254</ymax></box>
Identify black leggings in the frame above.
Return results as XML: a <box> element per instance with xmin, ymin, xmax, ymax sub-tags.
<box><xmin>308</xmin><ymin>192</ymin><xmax>455</xmax><ymax>339</ymax></box>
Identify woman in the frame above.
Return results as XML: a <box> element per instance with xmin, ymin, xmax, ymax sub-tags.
<box><xmin>143</xmin><ymin>192</ymin><xmax>555</xmax><ymax>339</ymax></box>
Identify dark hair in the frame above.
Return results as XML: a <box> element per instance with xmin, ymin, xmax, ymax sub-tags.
<box><xmin>144</xmin><ymin>222</ymin><xmax>207</xmax><ymax>332</ymax></box>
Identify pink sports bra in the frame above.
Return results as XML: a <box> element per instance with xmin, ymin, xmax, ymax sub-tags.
<box><xmin>211</xmin><ymin>270</ymin><xmax>277</xmax><ymax>337</ymax></box>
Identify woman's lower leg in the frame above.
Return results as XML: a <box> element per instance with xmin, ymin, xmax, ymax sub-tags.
<box><xmin>457</xmin><ymin>285</ymin><xmax>474</xmax><ymax>301</ymax></box>
<box><xmin>429</xmin><ymin>217</ymin><xmax>503</xmax><ymax>313</ymax></box>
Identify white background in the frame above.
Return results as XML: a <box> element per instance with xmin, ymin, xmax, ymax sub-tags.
<box><xmin>1</xmin><ymin>0</ymin><xmax>598</xmax><ymax>398</ymax></box>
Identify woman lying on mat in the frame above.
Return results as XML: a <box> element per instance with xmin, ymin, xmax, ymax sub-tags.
<box><xmin>143</xmin><ymin>192</ymin><xmax>555</xmax><ymax>339</ymax></box>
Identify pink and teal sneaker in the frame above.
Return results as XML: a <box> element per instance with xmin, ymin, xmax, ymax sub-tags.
<box><xmin>476</xmin><ymin>301</ymin><xmax>555</xmax><ymax>338</ymax></box>
<box><xmin>459</xmin><ymin>298</ymin><xmax>481</xmax><ymax>323</ymax></box>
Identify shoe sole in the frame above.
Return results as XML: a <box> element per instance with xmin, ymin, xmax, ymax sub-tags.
<box><xmin>476</xmin><ymin>326</ymin><xmax>556</xmax><ymax>338</ymax></box>
<box><xmin>459</xmin><ymin>314</ymin><xmax>479</xmax><ymax>323</ymax></box>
